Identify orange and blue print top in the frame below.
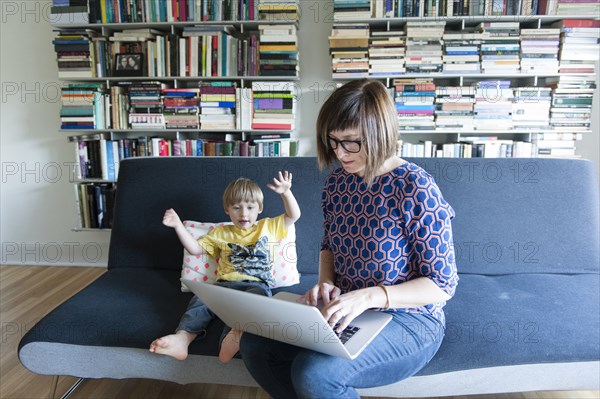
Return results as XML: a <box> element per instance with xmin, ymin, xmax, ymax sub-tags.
<box><xmin>321</xmin><ymin>162</ymin><xmax>459</xmax><ymax>325</ymax></box>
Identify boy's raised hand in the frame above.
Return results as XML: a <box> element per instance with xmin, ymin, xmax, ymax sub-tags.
<box><xmin>267</xmin><ymin>171</ymin><xmax>293</xmax><ymax>194</ymax></box>
<box><xmin>163</xmin><ymin>208</ymin><xmax>183</xmax><ymax>228</ymax></box>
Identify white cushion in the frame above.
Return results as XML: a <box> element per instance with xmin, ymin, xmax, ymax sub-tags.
<box><xmin>180</xmin><ymin>220</ymin><xmax>300</xmax><ymax>291</ymax></box>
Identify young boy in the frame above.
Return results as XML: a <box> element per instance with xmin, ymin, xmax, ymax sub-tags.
<box><xmin>149</xmin><ymin>171</ymin><xmax>300</xmax><ymax>363</ymax></box>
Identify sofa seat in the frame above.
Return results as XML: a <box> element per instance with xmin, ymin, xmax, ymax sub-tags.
<box><xmin>19</xmin><ymin>270</ymin><xmax>599</xmax><ymax>380</ymax></box>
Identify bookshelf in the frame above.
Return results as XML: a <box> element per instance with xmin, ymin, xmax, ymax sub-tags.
<box><xmin>51</xmin><ymin>0</ymin><xmax>301</xmax><ymax>230</ymax></box>
<box><xmin>329</xmin><ymin>0</ymin><xmax>599</xmax><ymax>159</ymax></box>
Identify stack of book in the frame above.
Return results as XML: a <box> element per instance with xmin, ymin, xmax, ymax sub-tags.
<box><xmin>251</xmin><ymin>82</ymin><xmax>296</xmax><ymax>130</ymax></box>
<box><xmin>531</xmin><ymin>132</ymin><xmax>582</xmax><ymax>158</ymax></box>
<box><xmin>473</xmin><ymin>80</ymin><xmax>514</xmax><ymax>130</ymax></box>
<box><xmin>180</xmin><ymin>25</ymin><xmax>244</xmax><ymax>77</ymax></box>
<box><xmin>547</xmin><ymin>74</ymin><xmax>594</xmax><ymax>132</ymax></box>
<box><xmin>75</xmin><ymin>183</ymin><xmax>116</xmax><ymax>229</ymax></box>
<box><xmin>333</xmin><ymin>0</ymin><xmax>372</xmax><ymax>20</ymax></box>
<box><xmin>128</xmin><ymin>82</ymin><xmax>166</xmax><ymax>130</ymax></box>
<box><xmin>459</xmin><ymin>136</ymin><xmax>533</xmax><ymax>158</ymax></box>
<box><xmin>556</xmin><ymin>0</ymin><xmax>600</xmax><ymax>15</ymax></box>
<box><xmin>329</xmin><ymin>23</ymin><xmax>370</xmax><ymax>78</ymax></box>
<box><xmin>199</xmin><ymin>82</ymin><xmax>237</xmax><ymax>129</ymax></box>
<box><xmin>396</xmin><ymin>137</ymin><xmax>535</xmax><ymax>158</ymax></box>
<box><xmin>75</xmin><ymin>140</ymin><xmax>104</xmax><ymax>180</ymax></box>
<box><xmin>257</xmin><ymin>0</ymin><xmax>300</xmax><ymax>21</ymax></box>
<box><xmin>511</xmin><ymin>87</ymin><xmax>553</xmax><ymax>130</ymax></box>
<box><xmin>259</xmin><ymin>24</ymin><xmax>299</xmax><ymax>77</ymax></box>
<box><xmin>554</xmin><ymin>19</ymin><xmax>599</xmax><ymax>75</ymax></box>
<box><xmin>520</xmin><ymin>28</ymin><xmax>561</xmax><ymax>74</ymax></box>
<box><xmin>236</xmin><ymin>86</ymin><xmax>254</xmax><ymax>129</ymax></box>
<box><xmin>109</xmin><ymin>85</ymin><xmax>129</xmax><ymax>129</ymax></box>
<box><xmin>50</xmin><ymin>0</ymin><xmax>89</xmax><ymax>24</ymax></box>
<box><xmin>404</xmin><ymin>21</ymin><xmax>445</xmax><ymax>73</ymax></box>
<box><xmin>163</xmin><ymin>88</ymin><xmax>199</xmax><ymax>129</ymax></box>
<box><xmin>396</xmin><ymin>140</ymin><xmax>436</xmax><ymax>158</ymax></box>
<box><xmin>478</xmin><ymin>21</ymin><xmax>521</xmax><ymax>74</ymax></box>
<box><xmin>371</xmin><ymin>0</ymin><xmax>396</xmax><ymax>17</ymax></box>
<box><xmin>53</xmin><ymin>29</ymin><xmax>94</xmax><ymax>79</ymax></box>
<box><xmin>395</xmin><ymin>0</ymin><xmax>454</xmax><ymax>17</ymax></box>
<box><xmin>251</xmin><ymin>135</ymin><xmax>298</xmax><ymax>157</ymax></box>
<box><xmin>394</xmin><ymin>78</ymin><xmax>436</xmax><ymax>131</ymax></box>
<box><xmin>172</xmin><ymin>139</ymin><xmax>205</xmax><ymax>156</ymax></box>
<box><xmin>89</xmin><ymin>0</ymin><xmax>256</xmax><ymax>23</ymax></box>
<box><xmin>60</xmin><ymin>83</ymin><xmax>104</xmax><ymax>130</ymax></box>
<box><xmin>368</xmin><ymin>28</ymin><xmax>406</xmax><ymax>76</ymax></box>
<box><xmin>434</xmin><ymin>86</ymin><xmax>476</xmax><ymax>131</ymax></box>
<box><xmin>442</xmin><ymin>30</ymin><xmax>482</xmax><ymax>73</ymax></box>
<box><xmin>547</xmin><ymin>19</ymin><xmax>598</xmax><ymax>134</ymax></box>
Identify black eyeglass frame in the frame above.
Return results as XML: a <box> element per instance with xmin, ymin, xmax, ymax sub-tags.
<box><xmin>327</xmin><ymin>135</ymin><xmax>365</xmax><ymax>154</ymax></box>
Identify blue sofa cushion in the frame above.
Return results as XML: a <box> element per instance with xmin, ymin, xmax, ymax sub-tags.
<box><xmin>420</xmin><ymin>273</ymin><xmax>600</xmax><ymax>375</ymax></box>
<box><xmin>419</xmin><ymin>158</ymin><xmax>600</xmax><ymax>275</ymax></box>
<box><xmin>19</xmin><ymin>269</ymin><xmax>599</xmax><ymax>375</ymax></box>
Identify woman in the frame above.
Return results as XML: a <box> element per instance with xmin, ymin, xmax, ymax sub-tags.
<box><xmin>239</xmin><ymin>79</ymin><xmax>458</xmax><ymax>398</ymax></box>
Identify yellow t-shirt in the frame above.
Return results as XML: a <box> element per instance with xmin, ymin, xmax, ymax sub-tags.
<box><xmin>198</xmin><ymin>214</ymin><xmax>288</xmax><ymax>284</ymax></box>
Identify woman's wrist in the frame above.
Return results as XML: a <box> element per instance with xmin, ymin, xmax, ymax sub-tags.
<box><xmin>366</xmin><ymin>285</ymin><xmax>391</xmax><ymax>309</ymax></box>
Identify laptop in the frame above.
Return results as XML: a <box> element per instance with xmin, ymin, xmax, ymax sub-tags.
<box><xmin>182</xmin><ymin>279</ymin><xmax>392</xmax><ymax>360</ymax></box>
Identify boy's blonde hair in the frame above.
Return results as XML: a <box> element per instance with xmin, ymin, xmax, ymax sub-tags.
<box><xmin>316</xmin><ymin>79</ymin><xmax>398</xmax><ymax>188</ymax></box>
<box><xmin>222</xmin><ymin>178</ymin><xmax>264</xmax><ymax>211</ymax></box>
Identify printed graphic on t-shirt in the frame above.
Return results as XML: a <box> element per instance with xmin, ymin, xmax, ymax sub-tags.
<box><xmin>227</xmin><ymin>235</ymin><xmax>274</xmax><ymax>286</ymax></box>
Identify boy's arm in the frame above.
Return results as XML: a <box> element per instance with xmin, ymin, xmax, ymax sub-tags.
<box><xmin>163</xmin><ymin>208</ymin><xmax>206</xmax><ymax>256</ymax></box>
<box><xmin>280</xmin><ymin>190</ymin><xmax>301</xmax><ymax>228</ymax></box>
<box><xmin>267</xmin><ymin>171</ymin><xmax>301</xmax><ymax>228</ymax></box>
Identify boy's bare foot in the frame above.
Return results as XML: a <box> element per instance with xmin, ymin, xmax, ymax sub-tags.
<box><xmin>219</xmin><ymin>329</ymin><xmax>242</xmax><ymax>363</ymax></box>
<box><xmin>149</xmin><ymin>330</ymin><xmax>196</xmax><ymax>361</ymax></box>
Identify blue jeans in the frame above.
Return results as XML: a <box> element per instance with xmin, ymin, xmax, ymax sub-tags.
<box><xmin>239</xmin><ymin>312</ymin><xmax>444</xmax><ymax>399</ymax></box>
<box><xmin>177</xmin><ymin>280</ymin><xmax>272</xmax><ymax>338</ymax></box>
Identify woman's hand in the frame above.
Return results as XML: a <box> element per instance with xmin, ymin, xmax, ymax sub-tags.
<box><xmin>320</xmin><ymin>289</ymin><xmax>374</xmax><ymax>333</ymax></box>
<box><xmin>299</xmin><ymin>281</ymin><xmax>341</xmax><ymax>307</ymax></box>
<box><xmin>300</xmin><ymin>283</ymin><xmax>376</xmax><ymax>333</ymax></box>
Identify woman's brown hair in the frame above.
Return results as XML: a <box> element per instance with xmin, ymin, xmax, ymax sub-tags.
<box><xmin>316</xmin><ymin>79</ymin><xmax>398</xmax><ymax>187</ymax></box>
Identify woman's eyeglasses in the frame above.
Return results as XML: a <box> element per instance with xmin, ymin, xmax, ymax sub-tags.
<box><xmin>327</xmin><ymin>136</ymin><xmax>365</xmax><ymax>153</ymax></box>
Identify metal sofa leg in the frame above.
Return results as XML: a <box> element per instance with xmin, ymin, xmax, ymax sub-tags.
<box><xmin>48</xmin><ymin>376</ymin><xmax>86</xmax><ymax>399</ymax></box>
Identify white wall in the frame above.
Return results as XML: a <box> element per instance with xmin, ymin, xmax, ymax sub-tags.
<box><xmin>0</xmin><ymin>1</ymin><xmax>598</xmax><ymax>267</ymax></box>
<box><xmin>1</xmin><ymin>2</ymin><xmax>110</xmax><ymax>266</ymax></box>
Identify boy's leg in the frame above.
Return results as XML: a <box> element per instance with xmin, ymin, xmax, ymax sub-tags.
<box><xmin>218</xmin><ymin>281</ymin><xmax>271</xmax><ymax>362</ymax></box>
<box><xmin>149</xmin><ymin>295</ymin><xmax>215</xmax><ymax>360</ymax></box>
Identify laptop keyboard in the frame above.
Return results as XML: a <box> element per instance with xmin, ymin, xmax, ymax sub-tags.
<box><xmin>334</xmin><ymin>324</ymin><xmax>361</xmax><ymax>344</ymax></box>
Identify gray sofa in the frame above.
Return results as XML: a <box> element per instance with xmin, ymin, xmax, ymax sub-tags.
<box><xmin>19</xmin><ymin>157</ymin><xmax>600</xmax><ymax>397</ymax></box>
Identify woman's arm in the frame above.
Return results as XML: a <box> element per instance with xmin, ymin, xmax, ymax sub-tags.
<box><xmin>371</xmin><ymin>277</ymin><xmax>451</xmax><ymax>309</ymax></box>
<box><xmin>319</xmin><ymin>277</ymin><xmax>451</xmax><ymax>332</ymax></box>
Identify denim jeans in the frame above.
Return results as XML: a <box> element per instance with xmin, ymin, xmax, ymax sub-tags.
<box><xmin>176</xmin><ymin>280</ymin><xmax>272</xmax><ymax>338</ymax></box>
<box><xmin>239</xmin><ymin>311</ymin><xmax>444</xmax><ymax>399</ymax></box>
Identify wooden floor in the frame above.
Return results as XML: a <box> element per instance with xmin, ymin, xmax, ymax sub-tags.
<box><xmin>1</xmin><ymin>265</ymin><xmax>598</xmax><ymax>399</ymax></box>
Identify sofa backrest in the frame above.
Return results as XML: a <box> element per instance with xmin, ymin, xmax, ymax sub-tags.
<box><xmin>108</xmin><ymin>157</ymin><xmax>326</xmax><ymax>275</ymax></box>
<box><xmin>109</xmin><ymin>157</ymin><xmax>599</xmax><ymax>276</ymax></box>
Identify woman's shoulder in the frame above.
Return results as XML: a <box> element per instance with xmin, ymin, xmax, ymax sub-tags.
<box><xmin>390</xmin><ymin>160</ymin><xmax>436</xmax><ymax>186</ymax></box>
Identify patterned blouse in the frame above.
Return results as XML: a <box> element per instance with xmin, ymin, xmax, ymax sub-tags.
<box><xmin>321</xmin><ymin>162</ymin><xmax>459</xmax><ymax>324</ymax></box>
